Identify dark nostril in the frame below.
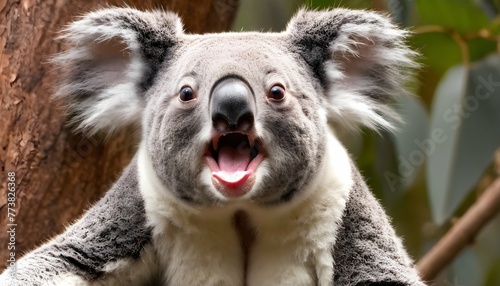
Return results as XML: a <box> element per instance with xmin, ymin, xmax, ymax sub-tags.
<box><xmin>236</xmin><ymin>113</ymin><xmax>254</xmax><ymax>132</ymax></box>
<box><xmin>210</xmin><ymin>77</ymin><xmax>255</xmax><ymax>132</ymax></box>
<box><xmin>213</xmin><ymin>116</ymin><xmax>230</xmax><ymax>132</ymax></box>
<box><xmin>212</xmin><ymin>113</ymin><xmax>253</xmax><ymax>133</ymax></box>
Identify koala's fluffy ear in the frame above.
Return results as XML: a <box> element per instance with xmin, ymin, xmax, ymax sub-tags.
<box><xmin>286</xmin><ymin>9</ymin><xmax>417</xmax><ymax>131</ymax></box>
<box><xmin>53</xmin><ymin>8</ymin><xmax>183</xmax><ymax>134</ymax></box>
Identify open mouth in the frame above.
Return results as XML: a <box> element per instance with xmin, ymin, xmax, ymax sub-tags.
<box><xmin>204</xmin><ymin>132</ymin><xmax>265</xmax><ymax>197</ymax></box>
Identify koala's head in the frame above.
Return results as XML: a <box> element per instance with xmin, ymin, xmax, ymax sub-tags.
<box><xmin>55</xmin><ymin>8</ymin><xmax>415</xmax><ymax>206</ymax></box>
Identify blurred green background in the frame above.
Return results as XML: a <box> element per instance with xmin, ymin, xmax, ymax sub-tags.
<box><xmin>233</xmin><ymin>0</ymin><xmax>500</xmax><ymax>285</ymax></box>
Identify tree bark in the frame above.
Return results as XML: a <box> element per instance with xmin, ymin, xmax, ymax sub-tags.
<box><xmin>0</xmin><ymin>0</ymin><xmax>239</xmax><ymax>268</ymax></box>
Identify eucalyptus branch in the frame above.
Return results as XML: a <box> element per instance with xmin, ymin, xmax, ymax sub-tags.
<box><xmin>416</xmin><ymin>177</ymin><xmax>500</xmax><ymax>281</ymax></box>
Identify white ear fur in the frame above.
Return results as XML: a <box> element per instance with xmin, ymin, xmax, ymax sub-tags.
<box><xmin>53</xmin><ymin>8</ymin><xmax>183</xmax><ymax>135</ymax></box>
<box><xmin>287</xmin><ymin>9</ymin><xmax>418</xmax><ymax>132</ymax></box>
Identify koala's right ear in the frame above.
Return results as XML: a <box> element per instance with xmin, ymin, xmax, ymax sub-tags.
<box><xmin>53</xmin><ymin>8</ymin><xmax>183</xmax><ymax>135</ymax></box>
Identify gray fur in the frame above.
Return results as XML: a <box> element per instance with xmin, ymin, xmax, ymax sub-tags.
<box><xmin>1</xmin><ymin>158</ymin><xmax>154</xmax><ymax>284</ymax></box>
<box><xmin>144</xmin><ymin>33</ymin><xmax>326</xmax><ymax>204</ymax></box>
<box><xmin>287</xmin><ymin>9</ymin><xmax>418</xmax><ymax>131</ymax></box>
<box><xmin>333</xmin><ymin>167</ymin><xmax>425</xmax><ymax>285</ymax></box>
<box><xmin>53</xmin><ymin>8</ymin><xmax>183</xmax><ymax>134</ymax></box>
<box><xmin>0</xmin><ymin>7</ymin><xmax>425</xmax><ymax>286</ymax></box>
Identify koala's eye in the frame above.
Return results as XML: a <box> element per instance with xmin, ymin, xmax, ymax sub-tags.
<box><xmin>267</xmin><ymin>85</ymin><xmax>286</xmax><ymax>101</ymax></box>
<box><xmin>179</xmin><ymin>86</ymin><xmax>197</xmax><ymax>102</ymax></box>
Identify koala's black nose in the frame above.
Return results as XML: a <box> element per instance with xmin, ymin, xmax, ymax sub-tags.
<box><xmin>211</xmin><ymin>78</ymin><xmax>255</xmax><ymax>132</ymax></box>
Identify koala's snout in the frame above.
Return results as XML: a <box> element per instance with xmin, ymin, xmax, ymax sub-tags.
<box><xmin>210</xmin><ymin>78</ymin><xmax>255</xmax><ymax>132</ymax></box>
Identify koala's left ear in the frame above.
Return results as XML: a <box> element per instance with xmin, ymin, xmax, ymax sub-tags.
<box><xmin>53</xmin><ymin>8</ymin><xmax>183</xmax><ymax>135</ymax></box>
<box><xmin>286</xmin><ymin>9</ymin><xmax>417</xmax><ymax>131</ymax></box>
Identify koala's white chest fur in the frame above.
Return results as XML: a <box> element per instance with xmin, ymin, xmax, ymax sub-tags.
<box><xmin>137</xmin><ymin>131</ymin><xmax>352</xmax><ymax>286</ymax></box>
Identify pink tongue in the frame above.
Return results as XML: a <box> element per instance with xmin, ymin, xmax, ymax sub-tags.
<box><xmin>213</xmin><ymin>145</ymin><xmax>252</xmax><ymax>188</ymax></box>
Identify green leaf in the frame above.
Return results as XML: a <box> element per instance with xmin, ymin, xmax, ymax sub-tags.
<box><xmin>468</xmin><ymin>38</ymin><xmax>498</xmax><ymax>63</ymax></box>
<box><xmin>411</xmin><ymin>33</ymin><xmax>462</xmax><ymax>73</ymax></box>
<box><xmin>427</xmin><ymin>66</ymin><xmax>467</xmax><ymax>224</ymax></box>
<box><xmin>427</xmin><ymin>55</ymin><xmax>500</xmax><ymax>224</ymax></box>
<box><xmin>416</xmin><ymin>0</ymin><xmax>490</xmax><ymax>33</ymax></box>
<box><xmin>390</xmin><ymin>95</ymin><xmax>429</xmax><ymax>189</ymax></box>
<box><xmin>410</xmin><ymin>32</ymin><xmax>497</xmax><ymax>74</ymax></box>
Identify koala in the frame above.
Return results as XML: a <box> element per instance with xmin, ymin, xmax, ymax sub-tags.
<box><xmin>0</xmin><ymin>7</ymin><xmax>425</xmax><ymax>286</ymax></box>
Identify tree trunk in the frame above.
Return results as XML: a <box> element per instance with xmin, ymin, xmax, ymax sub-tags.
<box><xmin>0</xmin><ymin>0</ymin><xmax>239</xmax><ymax>268</ymax></box>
